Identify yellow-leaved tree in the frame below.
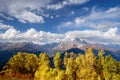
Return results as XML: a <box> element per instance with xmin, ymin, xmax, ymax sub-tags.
<box><xmin>3</xmin><ymin>52</ymin><xmax>39</xmax><ymax>78</ymax></box>
<box><xmin>34</xmin><ymin>53</ymin><xmax>51</xmax><ymax>80</ymax></box>
<box><xmin>34</xmin><ymin>48</ymin><xmax>120</xmax><ymax>80</ymax></box>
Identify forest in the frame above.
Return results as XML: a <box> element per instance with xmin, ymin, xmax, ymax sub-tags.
<box><xmin>0</xmin><ymin>48</ymin><xmax>120</xmax><ymax>80</ymax></box>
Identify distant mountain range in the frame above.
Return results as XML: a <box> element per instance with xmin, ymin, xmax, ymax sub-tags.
<box><xmin>0</xmin><ymin>38</ymin><xmax>120</xmax><ymax>70</ymax></box>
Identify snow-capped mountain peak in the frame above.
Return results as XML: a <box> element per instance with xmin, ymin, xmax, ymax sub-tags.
<box><xmin>52</xmin><ymin>38</ymin><xmax>88</xmax><ymax>51</ymax></box>
<box><xmin>72</xmin><ymin>38</ymin><xmax>88</xmax><ymax>44</ymax></box>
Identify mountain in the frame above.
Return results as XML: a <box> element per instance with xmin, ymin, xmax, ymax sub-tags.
<box><xmin>0</xmin><ymin>38</ymin><xmax>120</xmax><ymax>56</ymax></box>
<box><xmin>103</xmin><ymin>44</ymin><xmax>120</xmax><ymax>50</ymax></box>
<box><xmin>51</xmin><ymin>38</ymin><xmax>119</xmax><ymax>53</ymax></box>
<box><xmin>0</xmin><ymin>38</ymin><xmax>120</xmax><ymax>69</ymax></box>
<box><xmin>52</xmin><ymin>38</ymin><xmax>88</xmax><ymax>52</ymax></box>
<box><xmin>0</xmin><ymin>42</ymin><xmax>44</xmax><ymax>70</ymax></box>
<box><xmin>0</xmin><ymin>42</ymin><xmax>45</xmax><ymax>52</ymax></box>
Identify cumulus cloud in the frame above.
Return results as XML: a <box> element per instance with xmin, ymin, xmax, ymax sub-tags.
<box><xmin>0</xmin><ymin>27</ymin><xmax>120</xmax><ymax>44</ymax></box>
<box><xmin>0</xmin><ymin>23</ymin><xmax>13</xmax><ymax>30</ymax></box>
<box><xmin>0</xmin><ymin>0</ymin><xmax>50</xmax><ymax>23</ymax></box>
<box><xmin>65</xmin><ymin>27</ymin><xmax>120</xmax><ymax>44</ymax></box>
<box><xmin>0</xmin><ymin>28</ymin><xmax>64</xmax><ymax>44</ymax></box>
<box><xmin>103</xmin><ymin>27</ymin><xmax>118</xmax><ymax>38</ymax></box>
<box><xmin>58</xmin><ymin>7</ymin><xmax>120</xmax><ymax>30</ymax></box>
<box><xmin>2</xmin><ymin>28</ymin><xmax>20</xmax><ymax>39</ymax></box>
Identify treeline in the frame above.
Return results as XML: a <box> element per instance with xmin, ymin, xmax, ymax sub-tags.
<box><xmin>0</xmin><ymin>48</ymin><xmax>120</xmax><ymax>80</ymax></box>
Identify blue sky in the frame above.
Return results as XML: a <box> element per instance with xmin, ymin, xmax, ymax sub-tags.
<box><xmin>0</xmin><ymin>0</ymin><xmax>120</xmax><ymax>44</ymax></box>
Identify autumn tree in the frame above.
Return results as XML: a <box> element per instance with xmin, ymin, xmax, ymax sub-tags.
<box><xmin>1</xmin><ymin>47</ymin><xmax>119</xmax><ymax>80</ymax></box>
<box><xmin>102</xmin><ymin>55</ymin><xmax>120</xmax><ymax>80</ymax></box>
<box><xmin>34</xmin><ymin>52</ymin><xmax>66</xmax><ymax>80</ymax></box>
<box><xmin>73</xmin><ymin>48</ymin><xmax>99</xmax><ymax>80</ymax></box>
<box><xmin>33</xmin><ymin>48</ymin><xmax>120</xmax><ymax>80</ymax></box>
<box><xmin>53</xmin><ymin>52</ymin><xmax>62</xmax><ymax>69</ymax></box>
<box><xmin>34</xmin><ymin>53</ymin><xmax>51</xmax><ymax>80</ymax></box>
<box><xmin>3</xmin><ymin>52</ymin><xmax>39</xmax><ymax>77</ymax></box>
<box><xmin>65</xmin><ymin>57</ymin><xmax>75</xmax><ymax>80</ymax></box>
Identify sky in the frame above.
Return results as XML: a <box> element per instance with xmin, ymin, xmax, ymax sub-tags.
<box><xmin>0</xmin><ymin>0</ymin><xmax>120</xmax><ymax>44</ymax></box>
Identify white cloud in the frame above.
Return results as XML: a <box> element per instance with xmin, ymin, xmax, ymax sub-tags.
<box><xmin>47</xmin><ymin>0</ymin><xmax>89</xmax><ymax>10</ymax></box>
<box><xmin>106</xmin><ymin>7</ymin><xmax>120</xmax><ymax>13</ymax></box>
<box><xmin>75</xmin><ymin>18</ymin><xmax>85</xmax><ymax>25</ymax></box>
<box><xmin>0</xmin><ymin>0</ymin><xmax>89</xmax><ymax>23</ymax></box>
<box><xmin>90</xmin><ymin>22</ymin><xmax>120</xmax><ymax>30</ymax></box>
<box><xmin>0</xmin><ymin>0</ymin><xmax>50</xmax><ymax>23</ymax></box>
<box><xmin>24</xmin><ymin>28</ymin><xmax>39</xmax><ymax>39</ymax></box>
<box><xmin>43</xmin><ymin>14</ymin><xmax>50</xmax><ymax>18</ymax></box>
<box><xmin>50</xmin><ymin>16</ymin><xmax>54</xmax><ymax>19</ymax></box>
<box><xmin>58</xmin><ymin>7</ymin><xmax>120</xmax><ymax>30</ymax></box>
<box><xmin>65</xmin><ymin>27</ymin><xmax>120</xmax><ymax>44</ymax></box>
<box><xmin>0</xmin><ymin>27</ymin><xmax>120</xmax><ymax>44</ymax></box>
<box><xmin>68</xmin><ymin>0</ymin><xmax>89</xmax><ymax>5</ymax></box>
<box><xmin>47</xmin><ymin>3</ymin><xmax>64</xmax><ymax>10</ymax></box>
<box><xmin>0</xmin><ymin>0</ymin><xmax>50</xmax><ymax>11</ymax></box>
<box><xmin>2</xmin><ymin>28</ymin><xmax>20</xmax><ymax>39</ymax></box>
<box><xmin>57</xmin><ymin>21</ymin><xmax>74</xmax><ymax>31</ymax></box>
<box><xmin>0</xmin><ymin>23</ymin><xmax>13</xmax><ymax>30</ymax></box>
<box><xmin>86</xmin><ymin>7</ymin><xmax>120</xmax><ymax>20</ymax></box>
<box><xmin>103</xmin><ymin>27</ymin><xmax>118</xmax><ymax>38</ymax></box>
<box><xmin>9</xmin><ymin>10</ymin><xmax>44</xmax><ymax>23</ymax></box>
<box><xmin>0</xmin><ymin>13</ymin><xmax>14</xmax><ymax>20</ymax></box>
<box><xmin>64</xmin><ymin>21</ymin><xmax>74</xmax><ymax>26</ymax></box>
<box><xmin>0</xmin><ymin>28</ymin><xmax>64</xmax><ymax>44</ymax></box>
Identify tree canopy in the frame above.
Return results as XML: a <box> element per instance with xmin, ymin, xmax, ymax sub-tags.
<box><xmin>0</xmin><ymin>48</ymin><xmax>120</xmax><ymax>80</ymax></box>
